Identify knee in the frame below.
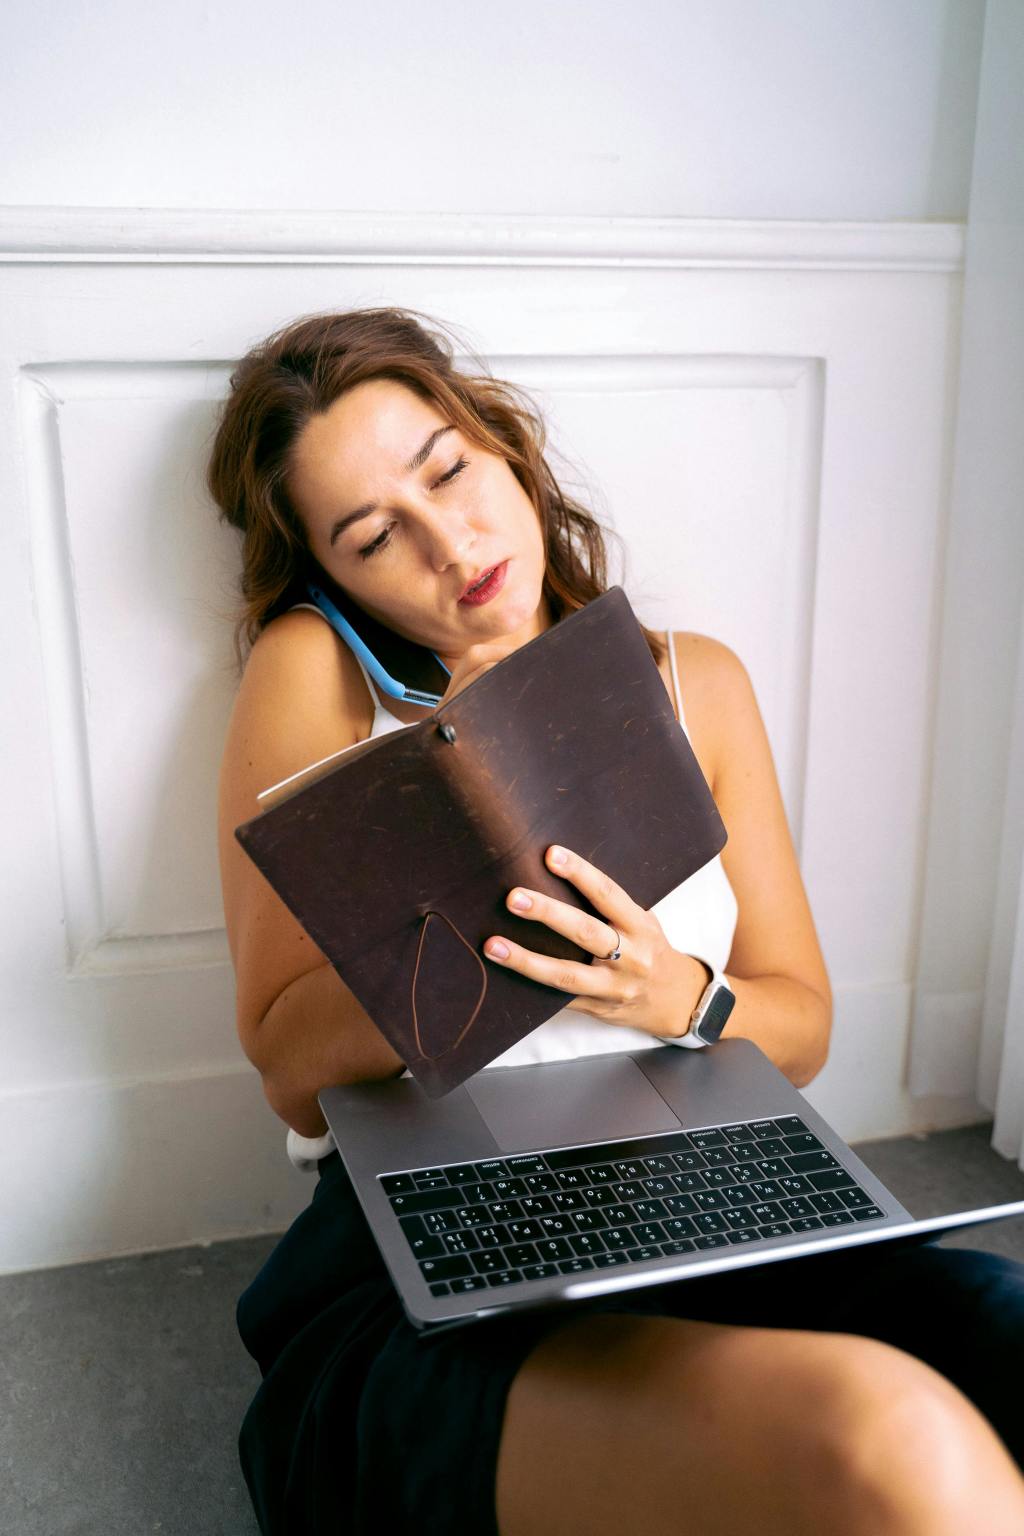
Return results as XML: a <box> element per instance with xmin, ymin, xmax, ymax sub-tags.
<box><xmin>807</xmin><ymin>1337</ymin><xmax>987</xmax><ymax>1531</ymax></box>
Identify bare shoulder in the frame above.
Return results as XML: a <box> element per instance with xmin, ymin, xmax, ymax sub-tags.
<box><xmin>220</xmin><ymin>608</ymin><xmax>374</xmax><ymax>819</ymax></box>
<box><xmin>667</xmin><ymin>631</ymin><xmax>757</xmax><ymax>793</ymax></box>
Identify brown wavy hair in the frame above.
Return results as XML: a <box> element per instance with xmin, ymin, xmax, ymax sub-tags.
<box><xmin>206</xmin><ymin>306</ymin><xmax>665</xmax><ymax>671</ymax></box>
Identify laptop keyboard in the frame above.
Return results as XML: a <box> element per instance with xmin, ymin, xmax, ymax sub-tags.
<box><xmin>379</xmin><ymin>1116</ymin><xmax>886</xmax><ymax>1299</ymax></box>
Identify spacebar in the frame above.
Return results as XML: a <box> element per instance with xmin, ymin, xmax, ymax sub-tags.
<box><xmin>545</xmin><ymin>1132</ymin><xmax>704</xmax><ymax>1169</ymax></box>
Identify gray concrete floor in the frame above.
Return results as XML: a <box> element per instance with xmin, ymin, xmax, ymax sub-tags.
<box><xmin>2</xmin><ymin>1123</ymin><xmax>1022</xmax><ymax>1536</ymax></box>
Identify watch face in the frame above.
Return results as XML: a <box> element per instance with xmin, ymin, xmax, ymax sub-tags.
<box><xmin>694</xmin><ymin>986</ymin><xmax>736</xmax><ymax>1045</ymax></box>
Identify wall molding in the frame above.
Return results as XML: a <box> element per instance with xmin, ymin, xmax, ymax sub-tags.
<box><xmin>0</xmin><ymin>207</ymin><xmax>964</xmax><ymax>271</ymax></box>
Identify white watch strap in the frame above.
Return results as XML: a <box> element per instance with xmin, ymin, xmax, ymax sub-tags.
<box><xmin>658</xmin><ymin>954</ymin><xmax>718</xmax><ymax>1048</ymax></box>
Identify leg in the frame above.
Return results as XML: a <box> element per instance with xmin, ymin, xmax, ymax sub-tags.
<box><xmin>495</xmin><ymin>1311</ymin><xmax>1024</xmax><ymax>1536</ymax></box>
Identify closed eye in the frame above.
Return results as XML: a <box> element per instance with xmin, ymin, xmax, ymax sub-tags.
<box><xmin>357</xmin><ymin>456</ymin><xmax>470</xmax><ymax>559</ymax></box>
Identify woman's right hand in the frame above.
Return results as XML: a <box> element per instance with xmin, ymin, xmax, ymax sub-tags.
<box><xmin>439</xmin><ymin>639</ymin><xmax>521</xmax><ymax>704</ymax></box>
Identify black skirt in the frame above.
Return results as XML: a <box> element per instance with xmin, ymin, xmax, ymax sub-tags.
<box><xmin>236</xmin><ymin>1149</ymin><xmax>1024</xmax><ymax>1536</ymax></box>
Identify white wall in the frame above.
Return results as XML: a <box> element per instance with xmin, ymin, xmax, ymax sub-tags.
<box><xmin>0</xmin><ymin>1</ymin><xmax>997</xmax><ymax>1272</ymax></box>
<box><xmin>1</xmin><ymin>0</ymin><xmax>983</xmax><ymax>219</ymax></box>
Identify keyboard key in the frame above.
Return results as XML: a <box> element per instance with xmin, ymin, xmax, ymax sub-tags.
<box><xmin>446</xmin><ymin>1164</ymin><xmax>483</xmax><ymax>1185</ymax></box>
<box><xmin>694</xmin><ymin>1189</ymin><xmax>731</xmax><ymax>1211</ymax></box>
<box><xmin>695</xmin><ymin>1233</ymin><xmax>730</xmax><ymax>1249</ymax></box>
<box><xmin>727</xmin><ymin>1230</ymin><xmax>760</xmax><ymax>1244</ymax></box>
<box><xmin>492</xmin><ymin>1178</ymin><xmax>527</xmax><ymax>1200</ymax></box>
<box><xmin>642</xmin><ymin>1177</ymin><xmax>675</xmax><ymax>1198</ymax></box>
<box><xmin>852</xmin><ymin>1205</ymin><xmax>886</xmax><ymax>1222</ymax></box>
<box><xmin>471</xmin><ymin>1249</ymin><xmax>508</xmax><ymax>1273</ymax></box>
<box><xmin>809</xmin><ymin>1192</ymin><xmax>845</xmax><ymax>1214</ymax></box>
<box><xmin>758</xmin><ymin>1222</ymin><xmax>791</xmax><ymax>1239</ymax></box>
<box><xmin>632</xmin><ymin>1200</ymin><xmax>667</xmax><ymax>1222</ymax></box>
<box><xmin>624</xmin><ymin>1246</ymin><xmax>661</xmax><ymax>1263</ymax></box>
<box><xmin>672</xmin><ymin>1151</ymin><xmax>708</xmax><ymax>1173</ymax></box>
<box><xmin>783</xmin><ymin>1132</ymin><xmax>825</xmax><ymax>1155</ymax></box>
<box><xmin>442</xmin><ymin>1231</ymin><xmax>478</xmax><ymax>1255</ymax></box>
<box><xmin>389</xmin><ymin>1188</ymin><xmax>462</xmax><ymax>1215</ymax></box>
<box><xmin>749</xmin><ymin>1181</ymin><xmax>783</xmax><ymax>1202</ymax></box>
<box><xmin>600</xmin><ymin>1227</ymin><xmax>634</xmax><ymax>1251</ymax></box>
<box><xmin>536</xmin><ymin>1238</ymin><xmax>573</xmax><ymax>1260</ymax></box>
<box><xmin>506</xmin><ymin>1155</ymin><xmax>548</xmax><ymax>1175</ymax></box>
<box><xmin>505</xmin><ymin>1243</ymin><xmax>540</xmax><ymax>1268</ymax></box>
<box><xmin>749</xmin><ymin>1202</ymin><xmax>783</xmax><ymax>1224</ymax></box>
<box><xmin>661</xmin><ymin>1239</ymin><xmax>696</xmax><ymax>1254</ymax></box>
<box><xmin>487</xmin><ymin>1202</ymin><xmax>523</xmax><ymax>1224</ymax></box>
<box><xmin>776</xmin><ymin>1175</ymin><xmax>812</xmax><ymax>1196</ymax></box>
<box><xmin>756</xmin><ymin>1159</ymin><xmax>786</xmax><ymax>1178</ymax></box>
<box><xmin>582</xmin><ymin>1164</ymin><xmax>617</xmax><ymax>1184</ymax></box>
<box><xmin>475</xmin><ymin>1160</ymin><xmax>508</xmax><ymax>1180</ymax></box>
<box><xmin>702</xmin><ymin>1147</ymin><xmax>736</xmax><ymax>1167</ymax></box>
<box><xmin>419</xmin><ymin>1256</ymin><xmax>473</xmax><ymax>1281</ymax></box>
<box><xmin>672</xmin><ymin>1173</ymin><xmax>708</xmax><ymax>1194</ymax></box>
<box><xmin>573</xmin><ymin>1210</ymin><xmax>608</xmax><ymax>1232</ymax></box>
<box><xmin>604</xmin><ymin>1205</ymin><xmax>634</xmax><ymax>1226</ymax></box>
<box><xmin>457</xmin><ymin>1206</ymin><xmax>496</xmax><ymax>1228</ymax></box>
<box><xmin>405</xmin><ymin>1232</ymin><xmax>444</xmax><ymax>1259</ymax></box>
<box><xmin>413</xmin><ymin>1169</ymin><xmax>448</xmax><ymax>1187</ymax></box>
<box><xmin>540</xmin><ymin>1215</ymin><xmax>575</xmax><ymax>1237</ymax></box>
<box><xmin>838</xmin><ymin>1187</ymin><xmax>872</xmax><ymax>1209</ymax></box>
<box><xmin>663</xmin><ymin>1216</ymin><xmax>699</xmax><ymax>1239</ymax></box>
<box><xmin>523</xmin><ymin>1173</ymin><xmax>559</xmax><ymax>1194</ymax></box>
<box><xmin>521</xmin><ymin>1263</ymin><xmax>560</xmax><ymax>1280</ymax></box>
<box><xmin>629</xmin><ymin>1223</ymin><xmax>666</xmax><ymax>1246</ymax></box>
<box><xmin>381</xmin><ymin>1173</ymin><xmax>416</xmax><ymax>1194</ymax></box>
<box><xmin>463</xmin><ymin>1183</ymin><xmax>494</xmax><ymax>1205</ymax></box>
<box><xmin>821</xmin><ymin>1211</ymin><xmax>856</xmax><ymax>1227</ymax></box>
<box><xmin>754</xmin><ymin>1139</ymin><xmax>788</xmax><ymax>1159</ymax></box>
<box><xmin>471</xmin><ymin>1225</ymin><xmax>508</xmax><ymax>1248</ymax></box>
<box><xmin>774</xmin><ymin>1116</ymin><xmax>809</xmax><ymax>1135</ymax></box>
<box><xmin>423</xmin><ymin>1210</ymin><xmax>461</xmax><ymax>1235</ymax></box>
<box><xmin>788</xmin><ymin>1216</ymin><xmax>825</xmax><ymax>1232</ymax></box>
<box><xmin>557</xmin><ymin>1257</ymin><xmax>596</xmax><ymax>1274</ymax></box>
<box><xmin>556</xmin><ymin>1169</ymin><xmax>588</xmax><ymax>1189</ymax></box>
<box><xmin>428</xmin><ymin>1282</ymin><xmax>450</xmax><ymax>1296</ymax></box>
<box><xmin>704</xmin><ymin>1168</ymin><xmax>734</xmax><ymax>1187</ymax></box>
<box><xmin>695</xmin><ymin>1212</ymin><xmax>729</xmax><ymax>1234</ymax></box>
<box><xmin>750</xmin><ymin>1120</ymin><xmax>781</xmax><ymax>1139</ymax></box>
<box><xmin>614</xmin><ymin>1161</ymin><xmax>645</xmax><ymax>1179</ymax></box>
<box><xmin>808</xmin><ymin>1171</ymin><xmax>858</xmax><ymax>1194</ymax></box>
<box><xmin>569</xmin><ymin>1233</ymin><xmax>606</xmax><ymax>1257</ymax></box>
<box><xmin>726</xmin><ymin>1207</ymin><xmax>758</xmax><ymax>1230</ymax></box>
<box><xmin>643</xmin><ymin>1157</ymin><xmax>676</xmax><ymax>1175</ymax></box>
<box><xmin>613</xmin><ymin>1182</ymin><xmax>643</xmax><ymax>1202</ymax></box>
<box><xmin>690</xmin><ymin>1129</ymin><xmax>728</xmax><ymax>1150</ymax></box>
<box><xmin>519</xmin><ymin>1196</ymin><xmax>555</xmax><ymax>1217</ymax></box>
<box><xmin>720</xmin><ymin>1186</ymin><xmax>754</xmax><ymax>1208</ymax></box>
<box><xmin>486</xmin><ymin>1269</ymin><xmax>524</xmax><ymax>1287</ymax></box>
<box><xmin>780</xmin><ymin>1197</ymin><xmax>815</xmax><ymax>1220</ymax></box>
<box><xmin>586</xmin><ymin>1185</ymin><xmax>617</xmax><ymax>1207</ymax></box>
<box><xmin>450</xmin><ymin>1274</ymin><xmax>489</xmax><ymax>1292</ymax></box>
<box><xmin>552</xmin><ymin>1191</ymin><xmax>587</xmax><ymax>1213</ymax></box>
<box><xmin>723</xmin><ymin>1124</ymin><xmax>758</xmax><ymax>1145</ymax></box>
<box><xmin>505</xmin><ymin>1220</ymin><xmax>542</xmax><ymax>1242</ymax></box>
<box><xmin>786</xmin><ymin>1151</ymin><xmax>840</xmax><ymax>1175</ymax></box>
<box><xmin>594</xmin><ymin>1251</ymin><xmax>630</xmax><ymax>1267</ymax></box>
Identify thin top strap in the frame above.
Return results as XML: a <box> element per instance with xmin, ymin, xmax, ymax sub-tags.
<box><xmin>665</xmin><ymin>628</ymin><xmax>689</xmax><ymax>734</ymax></box>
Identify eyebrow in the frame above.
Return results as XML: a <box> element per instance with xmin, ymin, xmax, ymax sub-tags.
<box><xmin>328</xmin><ymin>425</ymin><xmax>456</xmax><ymax>546</ymax></box>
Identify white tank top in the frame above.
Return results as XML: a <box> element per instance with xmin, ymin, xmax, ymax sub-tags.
<box><xmin>284</xmin><ymin>607</ymin><xmax>739</xmax><ymax>1170</ymax></box>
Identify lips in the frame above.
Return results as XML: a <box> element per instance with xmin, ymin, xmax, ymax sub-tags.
<box><xmin>459</xmin><ymin>564</ymin><xmax>501</xmax><ymax>600</ymax></box>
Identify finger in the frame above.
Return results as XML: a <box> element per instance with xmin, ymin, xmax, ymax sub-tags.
<box><xmin>505</xmin><ymin>886</ymin><xmax>621</xmax><ymax>960</ymax></box>
<box><xmin>482</xmin><ymin>934</ymin><xmax>615</xmax><ymax>997</ymax></box>
<box><xmin>543</xmin><ymin>845</ymin><xmax>640</xmax><ymax>927</ymax></box>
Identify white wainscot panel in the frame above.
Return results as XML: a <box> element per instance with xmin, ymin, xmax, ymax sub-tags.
<box><xmin>22</xmin><ymin>364</ymin><xmax>240</xmax><ymax>973</ymax></box>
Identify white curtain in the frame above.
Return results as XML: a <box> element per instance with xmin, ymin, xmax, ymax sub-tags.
<box><xmin>909</xmin><ymin>0</ymin><xmax>1024</xmax><ymax>1170</ymax></box>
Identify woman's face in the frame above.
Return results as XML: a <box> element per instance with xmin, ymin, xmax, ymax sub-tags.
<box><xmin>287</xmin><ymin>378</ymin><xmax>551</xmax><ymax>666</ymax></box>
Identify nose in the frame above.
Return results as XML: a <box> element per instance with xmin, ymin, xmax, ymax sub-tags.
<box><xmin>422</xmin><ymin>508</ymin><xmax>476</xmax><ymax>573</ymax></box>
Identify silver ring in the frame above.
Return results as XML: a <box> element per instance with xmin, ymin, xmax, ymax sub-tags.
<box><xmin>602</xmin><ymin>925</ymin><xmax>622</xmax><ymax>962</ymax></box>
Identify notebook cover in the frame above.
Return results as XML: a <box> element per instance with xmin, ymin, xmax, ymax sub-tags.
<box><xmin>236</xmin><ymin>587</ymin><xmax>727</xmax><ymax>1096</ymax></box>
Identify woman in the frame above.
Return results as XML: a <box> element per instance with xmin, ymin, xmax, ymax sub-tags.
<box><xmin>209</xmin><ymin>307</ymin><xmax>1024</xmax><ymax>1535</ymax></box>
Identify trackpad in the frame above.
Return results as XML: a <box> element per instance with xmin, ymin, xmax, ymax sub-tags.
<box><xmin>466</xmin><ymin>1055</ymin><xmax>681</xmax><ymax>1153</ymax></box>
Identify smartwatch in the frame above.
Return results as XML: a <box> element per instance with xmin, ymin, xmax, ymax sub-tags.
<box><xmin>660</xmin><ymin>957</ymin><xmax>735</xmax><ymax>1049</ymax></box>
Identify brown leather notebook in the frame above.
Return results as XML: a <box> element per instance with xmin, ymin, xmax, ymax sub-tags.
<box><xmin>235</xmin><ymin>586</ymin><xmax>727</xmax><ymax>1097</ymax></box>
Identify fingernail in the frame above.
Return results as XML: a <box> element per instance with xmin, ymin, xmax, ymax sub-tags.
<box><xmin>549</xmin><ymin>846</ymin><xmax>567</xmax><ymax>866</ymax></box>
<box><xmin>486</xmin><ymin>940</ymin><xmax>509</xmax><ymax>960</ymax></box>
<box><xmin>509</xmin><ymin>891</ymin><xmax>531</xmax><ymax>911</ymax></box>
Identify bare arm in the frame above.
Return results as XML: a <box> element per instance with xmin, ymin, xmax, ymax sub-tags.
<box><xmin>678</xmin><ymin>634</ymin><xmax>832</xmax><ymax>1087</ymax></box>
<box><xmin>218</xmin><ymin>610</ymin><xmax>405</xmax><ymax>1138</ymax></box>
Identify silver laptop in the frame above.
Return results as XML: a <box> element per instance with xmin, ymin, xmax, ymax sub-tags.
<box><xmin>319</xmin><ymin>1037</ymin><xmax>1024</xmax><ymax>1335</ymax></box>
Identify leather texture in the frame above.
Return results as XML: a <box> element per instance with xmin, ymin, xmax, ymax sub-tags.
<box><xmin>236</xmin><ymin>587</ymin><xmax>727</xmax><ymax>1097</ymax></box>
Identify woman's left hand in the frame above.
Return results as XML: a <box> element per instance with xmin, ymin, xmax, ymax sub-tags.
<box><xmin>483</xmin><ymin>844</ymin><xmax>707</xmax><ymax>1040</ymax></box>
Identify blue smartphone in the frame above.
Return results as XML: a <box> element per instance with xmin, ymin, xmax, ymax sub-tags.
<box><xmin>304</xmin><ymin>576</ymin><xmax>451</xmax><ymax>706</ymax></box>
